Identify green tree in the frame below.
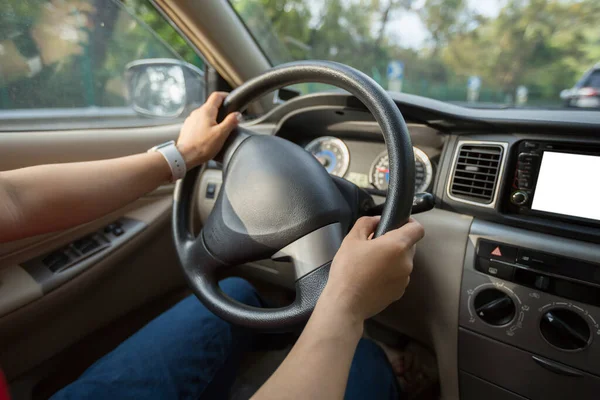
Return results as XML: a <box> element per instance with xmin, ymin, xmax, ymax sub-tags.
<box><xmin>443</xmin><ymin>0</ymin><xmax>600</xmax><ymax>104</ymax></box>
<box><xmin>419</xmin><ymin>0</ymin><xmax>466</xmax><ymax>53</ymax></box>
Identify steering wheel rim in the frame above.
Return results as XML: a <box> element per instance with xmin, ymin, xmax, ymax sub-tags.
<box><xmin>173</xmin><ymin>61</ymin><xmax>415</xmax><ymax>331</ymax></box>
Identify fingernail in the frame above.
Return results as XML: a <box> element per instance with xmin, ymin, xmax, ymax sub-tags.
<box><xmin>235</xmin><ymin>112</ymin><xmax>243</xmax><ymax>122</ymax></box>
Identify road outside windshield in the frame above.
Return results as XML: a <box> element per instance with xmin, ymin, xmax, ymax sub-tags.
<box><xmin>230</xmin><ymin>0</ymin><xmax>600</xmax><ymax>110</ymax></box>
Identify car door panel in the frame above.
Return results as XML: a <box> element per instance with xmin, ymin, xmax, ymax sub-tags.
<box><xmin>0</xmin><ymin>196</ymin><xmax>184</xmax><ymax>381</ymax></box>
<box><xmin>0</xmin><ymin>123</ymin><xmax>186</xmax><ymax>381</ymax></box>
<box><xmin>0</xmin><ymin>124</ymin><xmax>180</xmax><ymax>171</ymax></box>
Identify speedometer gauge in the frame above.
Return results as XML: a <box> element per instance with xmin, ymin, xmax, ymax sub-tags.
<box><xmin>305</xmin><ymin>136</ymin><xmax>350</xmax><ymax>177</ymax></box>
<box><xmin>369</xmin><ymin>147</ymin><xmax>433</xmax><ymax>193</ymax></box>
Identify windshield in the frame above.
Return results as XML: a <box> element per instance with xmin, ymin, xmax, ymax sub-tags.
<box><xmin>229</xmin><ymin>0</ymin><xmax>600</xmax><ymax>110</ymax></box>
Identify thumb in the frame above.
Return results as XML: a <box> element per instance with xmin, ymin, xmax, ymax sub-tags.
<box><xmin>216</xmin><ymin>112</ymin><xmax>241</xmax><ymax>136</ymax></box>
<box><xmin>378</xmin><ymin>218</ymin><xmax>425</xmax><ymax>249</ymax></box>
<box><xmin>350</xmin><ymin>216</ymin><xmax>381</xmax><ymax>240</ymax></box>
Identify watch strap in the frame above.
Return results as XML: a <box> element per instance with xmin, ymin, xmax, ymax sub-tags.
<box><xmin>148</xmin><ymin>140</ymin><xmax>186</xmax><ymax>182</ymax></box>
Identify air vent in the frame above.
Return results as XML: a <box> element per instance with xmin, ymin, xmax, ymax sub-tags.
<box><xmin>450</xmin><ymin>143</ymin><xmax>504</xmax><ymax>204</ymax></box>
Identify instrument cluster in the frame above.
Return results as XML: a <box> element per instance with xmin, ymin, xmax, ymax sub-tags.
<box><xmin>305</xmin><ymin>136</ymin><xmax>434</xmax><ymax>193</ymax></box>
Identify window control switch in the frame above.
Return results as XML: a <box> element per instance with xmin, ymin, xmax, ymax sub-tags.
<box><xmin>73</xmin><ymin>236</ymin><xmax>100</xmax><ymax>254</ymax></box>
<box><xmin>104</xmin><ymin>221</ymin><xmax>122</xmax><ymax>234</ymax></box>
<box><xmin>206</xmin><ymin>183</ymin><xmax>217</xmax><ymax>199</ymax></box>
<box><xmin>43</xmin><ymin>251</ymin><xmax>70</xmax><ymax>272</ymax></box>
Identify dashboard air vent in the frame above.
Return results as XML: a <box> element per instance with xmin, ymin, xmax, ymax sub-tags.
<box><xmin>450</xmin><ymin>143</ymin><xmax>504</xmax><ymax>204</ymax></box>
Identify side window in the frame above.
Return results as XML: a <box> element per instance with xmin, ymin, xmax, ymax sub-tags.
<box><xmin>584</xmin><ymin>71</ymin><xmax>600</xmax><ymax>89</ymax></box>
<box><xmin>0</xmin><ymin>0</ymin><xmax>203</xmax><ymax>122</ymax></box>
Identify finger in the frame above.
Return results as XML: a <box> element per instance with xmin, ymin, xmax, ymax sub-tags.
<box><xmin>203</xmin><ymin>92</ymin><xmax>229</xmax><ymax>120</ymax></box>
<box><xmin>204</xmin><ymin>91</ymin><xmax>228</xmax><ymax>110</ymax></box>
<box><xmin>350</xmin><ymin>216</ymin><xmax>381</xmax><ymax>240</ymax></box>
<box><xmin>379</xmin><ymin>218</ymin><xmax>424</xmax><ymax>249</ymax></box>
<box><xmin>216</xmin><ymin>112</ymin><xmax>241</xmax><ymax>136</ymax></box>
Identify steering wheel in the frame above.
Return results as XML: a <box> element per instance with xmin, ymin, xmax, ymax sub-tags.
<box><xmin>173</xmin><ymin>61</ymin><xmax>415</xmax><ymax>331</ymax></box>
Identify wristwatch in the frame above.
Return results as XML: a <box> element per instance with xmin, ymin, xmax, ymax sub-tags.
<box><xmin>10</xmin><ymin>31</ymin><xmax>43</xmax><ymax>78</ymax></box>
<box><xmin>148</xmin><ymin>140</ymin><xmax>187</xmax><ymax>182</ymax></box>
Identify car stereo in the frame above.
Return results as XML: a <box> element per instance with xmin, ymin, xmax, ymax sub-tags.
<box><xmin>508</xmin><ymin>141</ymin><xmax>600</xmax><ymax>224</ymax></box>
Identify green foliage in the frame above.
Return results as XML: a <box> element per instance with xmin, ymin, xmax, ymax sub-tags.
<box><xmin>121</xmin><ymin>0</ymin><xmax>204</xmax><ymax>68</ymax></box>
<box><xmin>3</xmin><ymin>0</ymin><xmax>598</xmax><ymax>110</ymax></box>
<box><xmin>231</xmin><ymin>0</ymin><xmax>600</xmax><ymax>107</ymax></box>
<box><xmin>1</xmin><ymin>0</ymin><xmax>202</xmax><ymax>109</ymax></box>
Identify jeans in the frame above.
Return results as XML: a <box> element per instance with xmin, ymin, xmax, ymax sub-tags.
<box><xmin>52</xmin><ymin>278</ymin><xmax>399</xmax><ymax>399</ymax></box>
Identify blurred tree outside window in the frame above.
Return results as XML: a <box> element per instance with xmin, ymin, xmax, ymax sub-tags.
<box><xmin>230</xmin><ymin>0</ymin><xmax>600</xmax><ymax>109</ymax></box>
<box><xmin>0</xmin><ymin>0</ymin><xmax>203</xmax><ymax>111</ymax></box>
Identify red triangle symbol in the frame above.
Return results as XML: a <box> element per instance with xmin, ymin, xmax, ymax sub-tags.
<box><xmin>491</xmin><ymin>247</ymin><xmax>502</xmax><ymax>257</ymax></box>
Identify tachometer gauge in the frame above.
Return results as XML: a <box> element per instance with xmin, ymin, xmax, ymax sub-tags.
<box><xmin>305</xmin><ymin>136</ymin><xmax>350</xmax><ymax>177</ymax></box>
<box><xmin>369</xmin><ymin>147</ymin><xmax>433</xmax><ymax>192</ymax></box>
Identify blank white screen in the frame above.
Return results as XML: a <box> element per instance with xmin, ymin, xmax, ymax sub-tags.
<box><xmin>532</xmin><ymin>152</ymin><xmax>600</xmax><ymax>221</ymax></box>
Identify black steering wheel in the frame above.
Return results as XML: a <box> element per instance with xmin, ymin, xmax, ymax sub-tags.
<box><xmin>173</xmin><ymin>61</ymin><xmax>415</xmax><ymax>331</ymax></box>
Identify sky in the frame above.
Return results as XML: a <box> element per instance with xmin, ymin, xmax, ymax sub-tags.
<box><xmin>387</xmin><ymin>0</ymin><xmax>503</xmax><ymax>49</ymax></box>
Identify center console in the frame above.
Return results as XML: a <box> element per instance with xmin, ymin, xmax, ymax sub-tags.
<box><xmin>459</xmin><ymin>219</ymin><xmax>600</xmax><ymax>399</ymax></box>
<box><xmin>506</xmin><ymin>140</ymin><xmax>600</xmax><ymax>226</ymax></box>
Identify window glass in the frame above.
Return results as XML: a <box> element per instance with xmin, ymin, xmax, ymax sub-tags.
<box><xmin>0</xmin><ymin>0</ymin><xmax>202</xmax><ymax>113</ymax></box>
<box><xmin>585</xmin><ymin>71</ymin><xmax>600</xmax><ymax>89</ymax></box>
<box><xmin>230</xmin><ymin>0</ymin><xmax>600</xmax><ymax>110</ymax></box>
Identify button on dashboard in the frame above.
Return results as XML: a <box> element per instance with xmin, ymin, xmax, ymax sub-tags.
<box><xmin>478</xmin><ymin>240</ymin><xmax>518</xmax><ymax>263</ymax></box>
<box><xmin>476</xmin><ymin>258</ymin><xmax>515</xmax><ymax>280</ymax></box>
<box><xmin>517</xmin><ymin>249</ymin><xmax>559</xmax><ymax>267</ymax></box>
<box><xmin>517</xmin><ymin>161</ymin><xmax>535</xmax><ymax>172</ymax></box>
<box><xmin>517</xmin><ymin>170</ymin><xmax>532</xmax><ymax>181</ymax></box>
<box><xmin>518</xmin><ymin>153</ymin><xmax>540</xmax><ymax>164</ymax></box>
<box><xmin>517</xmin><ymin>178</ymin><xmax>533</xmax><ymax>189</ymax></box>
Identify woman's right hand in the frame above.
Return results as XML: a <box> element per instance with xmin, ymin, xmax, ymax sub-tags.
<box><xmin>319</xmin><ymin>216</ymin><xmax>425</xmax><ymax>324</ymax></box>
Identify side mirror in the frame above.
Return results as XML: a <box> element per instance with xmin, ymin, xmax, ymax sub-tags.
<box><xmin>125</xmin><ymin>59</ymin><xmax>205</xmax><ymax>118</ymax></box>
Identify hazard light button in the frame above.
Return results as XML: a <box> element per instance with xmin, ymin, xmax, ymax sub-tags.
<box><xmin>477</xmin><ymin>240</ymin><xmax>518</xmax><ymax>263</ymax></box>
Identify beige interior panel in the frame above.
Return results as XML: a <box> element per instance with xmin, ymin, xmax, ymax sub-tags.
<box><xmin>0</xmin><ymin>195</ymin><xmax>172</xmax><ymax>267</ymax></box>
<box><xmin>0</xmin><ymin>266</ymin><xmax>43</xmax><ymax>317</ymax></box>
<box><xmin>157</xmin><ymin>0</ymin><xmax>269</xmax><ymax>91</ymax></box>
<box><xmin>0</xmin><ymin>206</ymin><xmax>186</xmax><ymax>381</ymax></box>
<box><xmin>0</xmin><ymin>120</ymin><xmax>179</xmax><ymax>381</ymax></box>
<box><xmin>0</xmin><ymin>124</ymin><xmax>181</xmax><ymax>171</ymax></box>
<box><xmin>374</xmin><ymin>208</ymin><xmax>473</xmax><ymax>400</ymax></box>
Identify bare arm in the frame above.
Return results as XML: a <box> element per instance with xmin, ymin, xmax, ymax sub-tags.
<box><xmin>253</xmin><ymin>217</ymin><xmax>425</xmax><ymax>400</ymax></box>
<box><xmin>0</xmin><ymin>92</ymin><xmax>239</xmax><ymax>243</ymax></box>
<box><xmin>254</xmin><ymin>293</ymin><xmax>363</xmax><ymax>400</ymax></box>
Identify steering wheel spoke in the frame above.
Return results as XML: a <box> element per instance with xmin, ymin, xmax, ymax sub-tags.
<box><xmin>272</xmin><ymin>222</ymin><xmax>342</xmax><ymax>280</ymax></box>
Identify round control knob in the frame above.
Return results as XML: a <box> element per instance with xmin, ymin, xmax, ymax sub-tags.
<box><xmin>474</xmin><ymin>289</ymin><xmax>516</xmax><ymax>326</ymax></box>
<box><xmin>511</xmin><ymin>191</ymin><xmax>529</xmax><ymax>205</ymax></box>
<box><xmin>540</xmin><ymin>309</ymin><xmax>591</xmax><ymax>351</ymax></box>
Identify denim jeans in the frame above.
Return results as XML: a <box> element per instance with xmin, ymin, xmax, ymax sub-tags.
<box><xmin>52</xmin><ymin>278</ymin><xmax>399</xmax><ymax>399</ymax></box>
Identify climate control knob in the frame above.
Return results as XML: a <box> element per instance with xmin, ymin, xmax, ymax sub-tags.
<box><xmin>540</xmin><ymin>309</ymin><xmax>591</xmax><ymax>350</ymax></box>
<box><xmin>474</xmin><ymin>289</ymin><xmax>516</xmax><ymax>326</ymax></box>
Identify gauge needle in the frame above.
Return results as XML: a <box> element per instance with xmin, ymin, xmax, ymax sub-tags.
<box><xmin>377</xmin><ymin>167</ymin><xmax>389</xmax><ymax>173</ymax></box>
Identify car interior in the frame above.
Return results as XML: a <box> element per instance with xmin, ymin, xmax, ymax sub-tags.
<box><xmin>1</xmin><ymin>1</ymin><xmax>600</xmax><ymax>399</ymax></box>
